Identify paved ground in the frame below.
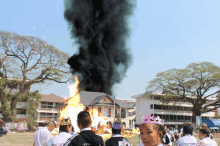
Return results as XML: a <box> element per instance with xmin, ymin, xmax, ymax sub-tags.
<box><xmin>0</xmin><ymin>132</ymin><xmax>219</xmax><ymax>146</ymax></box>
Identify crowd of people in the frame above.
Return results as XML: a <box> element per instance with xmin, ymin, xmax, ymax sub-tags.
<box><xmin>32</xmin><ymin>112</ymin><xmax>218</xmax><ymax>146</ymax></box>
<box><xmin>138</xmin><ymin>114</ymin><xmax>218</xmax><ymax>146</ymax></box>
<box><xmin>33</xmin><ymin>111</ymin><xmax>132</xmax><ymax>146</ymax></box>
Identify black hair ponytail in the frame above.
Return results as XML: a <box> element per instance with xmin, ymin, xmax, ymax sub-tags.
<box><xmin>162</xmin><ymin>133</ymin><xmax>170</xmax><ymax>144</ymax></box>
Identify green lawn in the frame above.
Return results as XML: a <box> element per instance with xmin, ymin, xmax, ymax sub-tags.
<box><xmin>0</xmin><ymin>132</ymin><xmax>219</xmax><ymax>146</ymax></box>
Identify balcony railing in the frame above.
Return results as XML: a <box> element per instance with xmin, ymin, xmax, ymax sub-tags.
<box><xmin>154</xmin><ymin>109</ymin><xmax>192</xmax><ymax>114</ymax></box>
<box><xmin>37</xmin><ymin>108</ymin><xmax>59</xmax><ymax>112</ymax></box>
<box><xmin>164</xmin><ymin>119</ymin><xmax>192</xmax><ymax>122</ymax></box>
<box><xmin>38</xmin><ymin>118</ymin><xmax>57</xmax><ymax>121</ymax></box>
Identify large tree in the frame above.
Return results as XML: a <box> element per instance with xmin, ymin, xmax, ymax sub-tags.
<box><xmin>0</xmin><ymin>30</ymin><xmax>71</xmax><ymax>121</ymax></box>
<box><xmin>145</xmin><ymin>62</ymin><xmax>220</xmax><ymax>123</ymax></box>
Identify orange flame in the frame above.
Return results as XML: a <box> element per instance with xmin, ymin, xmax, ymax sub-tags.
<box><xmin>59</xmin><ymin>76</ymin><xmax>85</xmax><ymax>133</ymax></box>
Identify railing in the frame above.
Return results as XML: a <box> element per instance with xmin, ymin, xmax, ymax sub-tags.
<box><xmin>37</xmin><ymin>108</ymin><xmax>59</xmax><ymax>112</ymax></box>
<box><xmin>164</xmin><ymin>119</ymin><xmax>192</xmax><ymax>122</ymax></box>
<box><xmin>38</xmin><ymin>118</ymin><xmax>57</xmax><ymax>121</ymax></box>
<box><xmin>154</xmin><ymin>109</ymin><xmax>192</xmax><ymax>114</ymax></box>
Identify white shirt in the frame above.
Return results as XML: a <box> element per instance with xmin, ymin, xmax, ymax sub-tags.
<box><xmin>198</xmin><ymin>137</ymin><xmax>218</xmax><ymax>146</ymax></box>
<box><xmin>169</xmin><ymin>130</ymin><xmax>174</xmax><ymax>137</ymax></box>
<box><xmin>163</xmin><ymin>133</ymin><xmax>172</xmax><ymax>146</ymax></box>
<box><xmin>112</xmin><ymin>134</ymin><xmax>122</xmax><ymax>137</ymax></box>
<box><xmin>177</xmin><ymin>134</ymin><xmax>197</xmax><ymax>146</ymax></box>
<box><xmin>80</xmin><ymin>127</ymin><xmax>91</xmax><ymax>132</ymax></box>
<box><xmin>47</xmin><ymin>132</ymin><xmax>72</xmax><ymax>146</ymax></box>
<box><xmin>33</xmin><ymin>127</ymin><xmax>51</xmax><ymax>146</ymax></box>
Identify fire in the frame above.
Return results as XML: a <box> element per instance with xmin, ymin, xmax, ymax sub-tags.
<box><xmin>59</xmin><ymin>76</ymin><xmax>85</xmax><ymax>133</ymax></box>
<box><xmin>57</xmin><ymin>75</ymin><xmax>139</xmax><ymax>139</ymax></box>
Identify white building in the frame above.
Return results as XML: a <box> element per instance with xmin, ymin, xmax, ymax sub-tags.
<box><xmin>132</xmin><ymin>93</ymin><xmax>216</xmax><ymax>128</ymax></box>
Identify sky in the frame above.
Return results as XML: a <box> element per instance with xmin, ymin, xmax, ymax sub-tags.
<box><xmin>1</xmin><ymin>0</ymin><xmax>220</xmax><ymax>113</ymax></box>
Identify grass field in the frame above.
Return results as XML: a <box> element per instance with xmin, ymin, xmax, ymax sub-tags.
<box><xmin>0</xmin><ymin>132</ymin><xmax>219</xmax><ymax>146</ymax></box>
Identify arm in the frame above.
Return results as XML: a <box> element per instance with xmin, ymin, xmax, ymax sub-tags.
<box><xmin>33</xmin><ymin>141</ymin><xmax>35</xmax><ymax>146</ymax></box>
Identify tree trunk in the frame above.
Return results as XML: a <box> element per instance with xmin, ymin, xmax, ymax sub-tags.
<box><xmin>192</xmin><ymin>106</ymin><xmax>202</xmax><ymax>124</ymax></box>
<box><xmin>11</xmin><ymin>98</ymin><xmax>19</xmax><ymax>121</ymax></box>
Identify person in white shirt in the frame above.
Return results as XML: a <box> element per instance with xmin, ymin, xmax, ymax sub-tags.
<box><xmin>164</xmin><ymin>129</ymin><xmax>172</xmax><ymax>146</ymax></box>
<box><xmin>198</xmin><ymin>127</ymin><xmax>218</xmax><ymax>146</ymax></box>
<box><xmin>176</xmin><ymin>123</ymin><xmax>197</xmax><ymax>146</ymax></box>
<box><xmin>33</xmin><ymin>121</ymin><xmax>56</xmax><ymax>146</ymax></box>
<box><xmin>169</xmin><ymin>127</ymin><xmax>174</xmax><ymax>143</ymax></box>
<box><xmin>47</xmin><ymin>117</ymin><xmax>73</xmax><ymax>146</ymax></box>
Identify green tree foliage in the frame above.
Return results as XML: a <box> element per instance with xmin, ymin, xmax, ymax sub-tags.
<box><xmin>0</xmin><ymin>30</ymin><xmax>71</xmax><ymax>121</ymax></box>
<box><xmin>20</xmin><ymin>90</ymin><xmax>42</xmax><ymax>131</ymax></box>
<box><xmin>146</xmin><ymin>62</ymin><xmax>220</xmax><ymax>123</ymax></box>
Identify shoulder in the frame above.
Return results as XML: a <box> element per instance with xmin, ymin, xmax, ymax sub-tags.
<box><xmin>63</xmin><ymin>134</ymin><xmax>80</xmax><ymax>146</ymax></box>
<box><xmin>198</xmin><ymin>140</ymin><xmax>206</xmax><ymax>146</ymax></box>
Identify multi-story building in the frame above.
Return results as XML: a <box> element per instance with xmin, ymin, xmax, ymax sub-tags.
<box><xmin>132</xmin><ymin>93</ymin><xmax>216</xmax><ymax>128</ymax></box>
<box><xmin>56</xmin><ymin>91</ymin><xmax>136</xmax><ymax>129</ymax></box>
<box><xmin>36</xmin><ymin>94</ymin><xmax>64</xmax><ymax>126</ymax></box>
<box><xmin>0</xmin><ymin>80</ymin><xmax>30</xmax><ymax>121</ymax></box>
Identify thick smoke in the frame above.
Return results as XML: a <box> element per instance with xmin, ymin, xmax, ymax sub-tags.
<box><xmin>64</xmin><ymin>0</ymin><xmax>136</xmax><ymax>95</ymax></box>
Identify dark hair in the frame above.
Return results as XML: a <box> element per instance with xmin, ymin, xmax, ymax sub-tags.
<box><xmin>140</xmin><ymin>123</ymin><xmax>169</xmax><ymax>145</ymax></box>
<box><xmin>199</xmin><ymin>128</ymin><xmax>211</xmax><ymax>138</ymax></box>
<box><xmin>175</xmin><ymin>134</ymin><xmax>179</xmax><ymax>140</ymax></box>
<box><xmin>59</xmin><ymin>124</ymin><xmax>72</xmax><ymax>133</ymax></box>
<box><xmin>72</xmin><ymin>126</ymin><xmax>74</xmax><ymax>132</ymax></box>
<box><xmin>77</xmin><ymin>111</ymin><xmax>92</xmax><ymax>128</ymax></box>
<box><xmin>112</xmin><ymin>121</ymin><xmax>121</xmax><ymax>135</ymax></box>
<box><xmin>183</xmin><ymin>123</ymin><xmax>193</xmax><ymax>135</ymax></box>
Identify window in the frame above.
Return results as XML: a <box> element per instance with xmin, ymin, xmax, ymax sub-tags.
<box><xmin>7</xmin><ymin>83</ymin><xmax>18</xmax><ymax>89</ymax></box>
<box><xmin>17</xmin><ymin>109</ymin><xmax>26</xmax><ymax>114</ymax></box>
<box><xmin>103</xmin><ymin>98</ymin><xmax>106</xmax><ymax>102</ymax></box>
<box><xmin>154</xmin><ymin>104</ymin><xmax>162</xmax><ymax>109</ymax></box>
<box><xmin>150</xmin><ymin>104</ymin><xmax>153</xmax><ymax>109</ymax></box>
<box><xmin>98</xmin><ymin>108</ymin><xmax>101</xmax><ymax>117</ymax></box>
<box><xmin>107</xmin><ymin>108</ymin><xmax>111</xmax><ymax>117</ymax></box>
<box><xmin>121</xmin><ymin>109</ymin><xmax>126</xmax><ymax>118</ymax></box>
<box><xmin>40</xmin><ymin>102</ymin><xmax>54</xmax><ymax>110</ymax></box>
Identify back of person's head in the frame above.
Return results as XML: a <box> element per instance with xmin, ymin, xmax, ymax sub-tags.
<box><xmin>199</xmin><ymin>128</ymin><xmax>211</xmax><ymax>138</ymax></box>
<box><xmin>46</xmin><ymin>121</ymin><xmax>56</xmax><ymax>132</ymax></box>
<box><xmin>112</xmin><ymin>121</ymin><xmax>121</xmax><ymax>135</ymax></box>
<box><xmin>77</xmin><ymin>111</ymin><xmax>92</xmax><ymax>128</ymax></box>
<box><xmin>59</xmin><ymin>117</ymin><xmax>72</xmax><ymax>133</ymax></box>
<box><xmin>183</xmin><ymin>123</ymin><xmax>193</xmax><ymax>135</ymax></box>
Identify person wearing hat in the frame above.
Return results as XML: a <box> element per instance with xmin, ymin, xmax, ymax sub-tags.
<box><xmin>105</xmin><ymin>121</ymin><xmax>131</xmax><ymax>146</ymax></box>
<box><xmin>47</xmin><ymin>117</ymin><xmax>73</xmax><ymax>146</ymax></box>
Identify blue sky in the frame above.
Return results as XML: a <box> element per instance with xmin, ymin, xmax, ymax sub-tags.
<box><xmin>1</xmin><ymin>0</ymin><xmax>220</xmax><ymax>107</ymax></box>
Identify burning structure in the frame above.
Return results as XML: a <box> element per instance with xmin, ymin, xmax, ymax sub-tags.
<box><xmin>55</xmin><ymin>77</ymin><xmax>136</xmax><ymax>134</ymax></box>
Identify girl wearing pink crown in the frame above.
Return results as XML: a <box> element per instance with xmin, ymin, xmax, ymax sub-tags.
<box><xmin>140</xmin><ymin>114</ymin><xmax>170</xmax><ymax>146</ymax></box>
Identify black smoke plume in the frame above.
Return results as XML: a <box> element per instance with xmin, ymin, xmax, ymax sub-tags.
<box><xmin>64</xmin><ymin>0</ymin><xmax>136</xmax><ymax>95</ymax></box>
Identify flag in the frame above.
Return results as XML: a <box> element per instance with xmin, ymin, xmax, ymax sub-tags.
<box><xmin>114</xmin><ymin>96</ymin><xmax>116</xmax><ymax>103</ymax></box>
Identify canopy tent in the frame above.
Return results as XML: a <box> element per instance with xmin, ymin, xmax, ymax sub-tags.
<box><xmin>202</xmin><ymin>119</ymin><xmax>220</xmax><ymax>128</ymax></box>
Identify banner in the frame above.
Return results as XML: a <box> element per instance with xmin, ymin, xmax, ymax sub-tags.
<box><xmin>196</xmin><ymin>116</ymin><xmax>202</xmax><ymax>126</ymax></box>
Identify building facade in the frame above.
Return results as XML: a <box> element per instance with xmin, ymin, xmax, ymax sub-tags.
<box><xmin>132</xmin><ymin>93</ymin><xmax>216</xmax><ymax>128</ymax></box>
<box><xmin>36</xmin><ymin>94</ymin><xmax>64</xmax><ymax>126</ymax></box>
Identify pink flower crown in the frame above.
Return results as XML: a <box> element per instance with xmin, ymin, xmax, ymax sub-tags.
<box><xmin>142</xmin><ymin>114</ymin><xmax>164</xmax><ymax>125</ymax></box>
